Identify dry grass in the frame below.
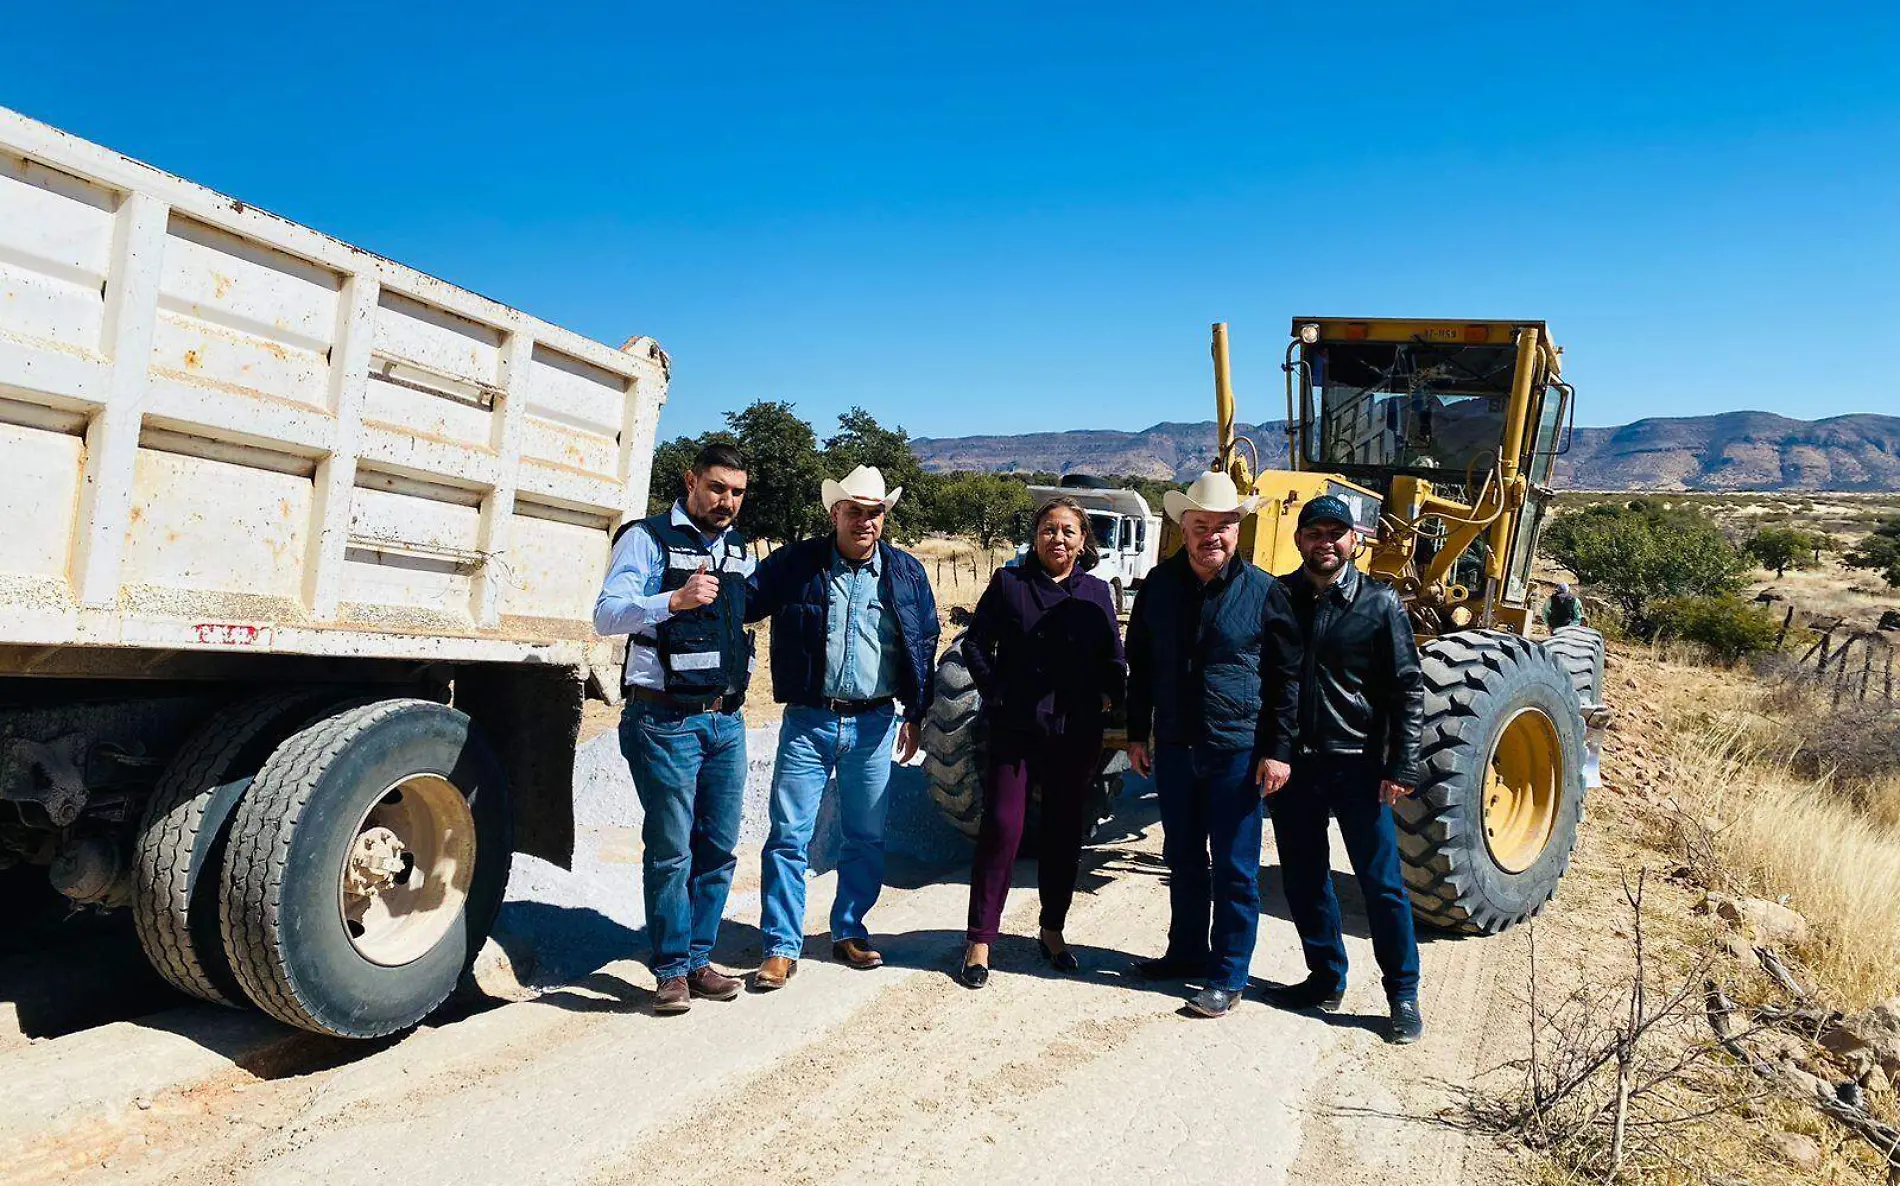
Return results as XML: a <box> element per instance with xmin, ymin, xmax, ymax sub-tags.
<box><xmin>1637</xmin><ymin>653</ymin><xmax>1900</xmax><ymax>1010</ymax></box>
<box><xmin>1479</xmin><ymin>646</ymin><xmax>1900</xmax><ymax>1183</ymax></box>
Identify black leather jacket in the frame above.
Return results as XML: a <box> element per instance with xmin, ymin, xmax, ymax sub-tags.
<box><xmin>1282</xmin><ymin>565</ymin><xmax>1424</xmax><ymax>785</ymax></box>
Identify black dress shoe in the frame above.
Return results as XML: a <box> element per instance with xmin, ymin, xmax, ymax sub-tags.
<box><xmin>1038</xmin><ymin>938</ymin><xmax>1081</xmax><ymax>974</ymax></box>
<box><xmin>1133</xmin><ymin>953</ymin><xmax>1205</xmax><ymax>981</ymax></box>
<box><xmin>959</xmin><ymin>962</ymin><xmax>989</xmax><ymax>989</ymax></box>
<box><xmin>1187</xmin><ymin>986</ymin><xmax>1240</xmax><ymax>1018</ymax></box>
<box><xmin>1263</xmin><ymin>976</ymin><xmax>1346</xmax><ymax>1013</ymax></box>
<box><xmin>1387</xmin><ymin>998</ymin><xmax>1425</xmax><ymax>1045</ymax></box>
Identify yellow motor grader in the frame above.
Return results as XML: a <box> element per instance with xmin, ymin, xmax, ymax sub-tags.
<box><xmin>926</xmin><ymin>318</ymin><xmax>1605</xmax><ymax>934</ymax></box>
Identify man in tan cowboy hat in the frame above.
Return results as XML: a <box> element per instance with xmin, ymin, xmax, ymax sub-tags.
<box><xmin>744</xmin><ymin>465</ymin><xmax>941</xmax><ymax>989</ymax></box>
<box><xmin>1125</xmin><ymin>470</ymin><xmax>1302</xmax><ymax>1018</ymax></box>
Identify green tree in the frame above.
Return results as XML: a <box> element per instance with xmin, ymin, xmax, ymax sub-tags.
<box><xmin>934</xmin><ymin>472</ymin><xmax>1033</xmax><ymax>548</ymax></box>
<box><xmin>1844</xmin><ymin>519</ymin><xmax>1900</xmax><ymax>589</ymax></box>
<box><xmin>1744</xmin><ymin>526</ymin><xmax>1819</xmax><ymax>578</ymax></box>
<box><xmin>725</xmin><ymin>400</ymin><xmax>825</xmax><ymax>544</ymax></box>
<box><xmin>646</xmin><ymin>433</ymin><xmax>705</xmax><ymax>517</ymax></box>
<box><xmin>823</xmin><ymin>407</ymin><xmax>927</xmax><ymax>544</ymax></box>
<box><xmin>1540</xmin><ymin>502</ymin><xmax>1747</xmax><ymax>631</ymax></box>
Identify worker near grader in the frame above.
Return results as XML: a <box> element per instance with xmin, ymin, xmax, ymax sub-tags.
<box><xmin>1265</xmin><ymin>495</ymin><xmax>1427</xmax><ymax>1045</ymax></box>
<box><xmin>1543</xmin><ymin>581</ymin><xmax>1585</xmax><ymax>630</ymax></box>
<box><xmin>593</xmin><ymin>442</ymin><xmax>755</xmax><ymax>1016</ymax></box>
<box><xmin>1124</xmin><ymin>470</ymin><xmax>1302</xmax><ymax>1019</ymax></box>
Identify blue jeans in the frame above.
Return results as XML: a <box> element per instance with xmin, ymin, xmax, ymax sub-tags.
<box><xmin>760</xmin><ymin>704</ymin><xmax>898</xmax><ymax>959</ymax></box>
<box><xmin>1154</xmin><ymin>744</ymin><xmax>1264</xmax><ymax>993</ymax></box>
<box><xmin>619</xmin><ymin>700</ymin><xmax>747</xmax><ymax>981</ymax></box>
<box><xmin>1266</xmin><ymin>753</ymin><xmax>1421</xmax><ymax>1002</ymax></box>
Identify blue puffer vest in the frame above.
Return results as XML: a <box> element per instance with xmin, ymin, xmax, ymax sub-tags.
<box><xmin>1132</xmin><ymin>550</ymin><xmax>1293</xmax><ymax>753</ymax></box>
<box><xmin>746</xmin><ymin>537</ymin><xmax>941</xmax><ymax>722</ymax></box>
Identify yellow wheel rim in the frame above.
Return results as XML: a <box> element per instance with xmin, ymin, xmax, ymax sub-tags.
<box><xmin>1482</xmin><ymin>708</ymin><xmax>1562</xmax><ymax>874</ymax></box>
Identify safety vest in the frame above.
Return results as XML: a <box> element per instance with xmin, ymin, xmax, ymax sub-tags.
<box><xmin>629</xmin><ymin>511</ymin><xmax>751</xmax><ymax>698</ymax></box>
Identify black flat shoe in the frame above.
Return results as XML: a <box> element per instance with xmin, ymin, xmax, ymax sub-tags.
<box><xmin>1038</xmin><ymin>938</ymin><xmax>1081</xmax><ymax>974</ymax></box>
<box><xmin>959</xmin><ymin>962</ymin><xmax>989</xmax><ymax>989</ymax></box>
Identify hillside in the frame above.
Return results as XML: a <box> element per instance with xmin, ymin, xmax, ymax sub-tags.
<box><xmin>914</xmin><ymin>411</ymin><xmax>1900</xmax><ymax>491</ymax></box>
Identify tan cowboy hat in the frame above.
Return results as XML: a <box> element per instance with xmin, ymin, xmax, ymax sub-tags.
<box><xmin>1162</xmin><ymin>470</ymin><xmax>1260</xmax><ymax>524</ymax></box>
<box><xmin>822</xmin><ymin>464</ymin><xmax>903</xmax><ymax>512</ymax></box>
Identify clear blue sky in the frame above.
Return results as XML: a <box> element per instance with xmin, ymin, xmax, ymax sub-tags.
<box><xmin>8</xmin><ymin>3</ymin><xmax>1896</xmax><ymax>441</ymax></box>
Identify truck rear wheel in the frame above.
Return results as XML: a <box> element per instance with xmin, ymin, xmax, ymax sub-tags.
<box><xmin>219</xmin><ymin>699</ymin><xmax>511</xmax><ymax>1038</ymax></box>
<box><xmin>1396</xmin><ymin>631</ymin><xmax>1586</xmax><ymax>935</ymax></box>
<box><xmin>133</xmin><ymin>690</ymin><xmax>339</xmax><ymax>1006</ymax></box>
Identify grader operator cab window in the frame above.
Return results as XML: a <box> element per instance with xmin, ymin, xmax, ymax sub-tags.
<box><xmin>1303</xmin><ymin>340</ymin><xmax>1521</xmax><ymax>479</ymax></box>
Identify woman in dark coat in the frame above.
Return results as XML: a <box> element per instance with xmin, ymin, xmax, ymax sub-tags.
<box><xmin>959</xmin><ymin>497</ymin><xmax>1126</xmax><ymax>987</ymax></box>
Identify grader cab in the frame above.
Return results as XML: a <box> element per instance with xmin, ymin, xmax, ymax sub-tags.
<box><xmin>925</xmin><ymin>317</ymin><xmax>1605</xmax><ymax>935</ymax></box>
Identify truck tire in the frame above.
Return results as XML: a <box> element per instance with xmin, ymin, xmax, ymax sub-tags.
<box><xmin>1543</xmin><ymin>626</ymin><xmax>1606</xmax><ymax>709</ymax></box>
<box><xmin>133</xmin><ymin>690</ymin><xmax>338</xmax><ymax>1006</ymax></box>
<box><xmin>1395</xmin><ymin>631</ymin><xmax>1586</xmax><ymax>935</ymax></box>
<box><xmin>219</xmin><ymin>699</ymin><xmax>511</xmax><ymax>1038</ymax></box>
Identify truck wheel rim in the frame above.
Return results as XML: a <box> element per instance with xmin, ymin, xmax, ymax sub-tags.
<box><xmin>338</xmin><ymin>774</ymin><xmax>476</xmax><ymax>967</ymax></box>
<box><xmin>1481</xmin><ymin>708</ymin><xmax>1561</xmax><ymax>874</ymax></box>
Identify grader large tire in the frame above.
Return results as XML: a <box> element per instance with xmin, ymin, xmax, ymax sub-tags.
<box><xmin>219</xmin><ymin>699</ymin><xmax>511</xmax><ymax>1038</ymax></box>
<box><xmin>1396</xmin><ymin>630</ymin><xmax>1587</xmax><ymax>935</ymax></box>
<box><xmin>1543</xmin><ymin>626</ymin><xmax>1606</xmax><ymax>710</ymax></box>
<box><xmin>922</xmin><ymin>637</ymin><xmax>987</xmax><ymax>841</ymax></box>
<box><xmin>921</xmin><ymin>635</ymin><xmax>1120</xmax><ymax>845</ymax></box>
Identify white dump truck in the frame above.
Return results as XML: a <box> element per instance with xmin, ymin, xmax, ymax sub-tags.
<box><xmin>0</xmin><ymin>108</ymin><xmax>666</xmax><ymax>1038</ymax></box>
<box><xmin>1012</xmin><ymin>478</ymin><xmax>1161</xmax><ymax>615</ymax></box>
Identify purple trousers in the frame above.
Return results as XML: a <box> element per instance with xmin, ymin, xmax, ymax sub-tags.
<box><xmin>965</xmin><ymin>726</ymin><xmax>1104</xmax><ymax>944</ymax></box>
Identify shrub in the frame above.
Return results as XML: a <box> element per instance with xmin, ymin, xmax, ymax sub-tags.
<box><xmin>1648</xmin><ymin>594</ymin><xmax>1783</xmax><ymax>662</ymax></box>
<box><xmin>1843</xmin><ymin>518</ymin><xmax>1900</xmax><ymax>588</ymax></box>
<box><xmin>1541</xmin><ymin>502</ymin><xmax>1747</xmax><ymax>630</ymax></box>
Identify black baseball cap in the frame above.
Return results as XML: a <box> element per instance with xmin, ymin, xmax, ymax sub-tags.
<box><xmin>1297</xmin><ymin>495</ymin><xmax>1355</xmax><ymax>530</ymax></box>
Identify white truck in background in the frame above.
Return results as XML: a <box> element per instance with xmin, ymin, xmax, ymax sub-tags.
<box><xmin>1015</xmin><ymin>477</ymin><xmax>1162</xmax><ymax>615</ymax></box>
<box><xmin>0</xmin><ymin>107</ymin><xmax>666</xmax><ymax>1038</ymax></box>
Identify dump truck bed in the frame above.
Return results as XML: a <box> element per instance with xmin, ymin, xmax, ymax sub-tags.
<box><xmin>0</xmin><ymin>107</ymin><xmax>667</xmax><ymax>668</ymax></box>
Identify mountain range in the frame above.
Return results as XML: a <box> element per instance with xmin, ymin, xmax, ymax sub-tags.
<box><xmin>912</xmin><ymin>411</ymin><xmax>1900</xmax><ymax>491</ymax></box>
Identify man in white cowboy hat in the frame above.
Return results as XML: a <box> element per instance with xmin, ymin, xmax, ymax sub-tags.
<box><xmin>1125</xmin><ymin>469</ymin><xmax>1302</xmax><ymax>1018</ymax></box>
<box><xmin>744</xmin><ymin>465</ymin><xmax>941</xmax><ymax>990</ymax></box>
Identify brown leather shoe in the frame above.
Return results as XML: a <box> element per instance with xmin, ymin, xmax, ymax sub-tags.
<box><xmin>832</xmin><ymin>938</ymin><xmax>884</xmax><ymax>970</ymax></box>
<box><xmin>653</xmin><ymin>976</ymin><xmax>691</xmax><ymax>1014</ymax></box>
<box><xmin>687</xmin><ymin>965</ymin><xmax>741</xmax><ymax>1001</ymax></box>
<box><xmin>753</xmin><ymin>956</ymin><xmax>797</xmax><ymax>991</ymax></box>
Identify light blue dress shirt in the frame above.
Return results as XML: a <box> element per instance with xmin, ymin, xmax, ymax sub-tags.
<box><xmin>823</xmin><ymin>547</ymin><xmax>899</xmax><ymax>700</ymax></box>
<box><xmin>592</xmin><ymin>501</ymin><xmax>754</xmax><ymax>690</ymax></box>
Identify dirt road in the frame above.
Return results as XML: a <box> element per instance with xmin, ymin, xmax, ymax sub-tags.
<box><xmin>3</xmin><ymin>785</ymin><xmax>1513</xmax><ymax>1186</ymax></box>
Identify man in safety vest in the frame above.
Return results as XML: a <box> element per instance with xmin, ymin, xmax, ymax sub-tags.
<box><xmin>594</xmin><ymin>442</ymin><xmax>754</xmax><ymax>1014</ymax></box>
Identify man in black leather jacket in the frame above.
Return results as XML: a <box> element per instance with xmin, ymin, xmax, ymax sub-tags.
<box><xmin>1265</xmin><ymin>496</ymin><xmax>1427</xmax><ymax>1044</ymax></box>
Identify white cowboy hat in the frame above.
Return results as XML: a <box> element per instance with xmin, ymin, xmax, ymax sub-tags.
<box><xmin>1163</xmin><ymin>470</ymin><xmax>1260</xmax><ymax>524</ymax></box>
<box><xmin>822</xmin><ymin>464</ymin><xmax>903</xmax><ymax>512</ymax></box>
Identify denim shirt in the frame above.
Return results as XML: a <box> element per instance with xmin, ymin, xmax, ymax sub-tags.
<box><xmin>823</xmin><ymin>547</ymin><xmax>899</xmax><ymax>699</ymax></box>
